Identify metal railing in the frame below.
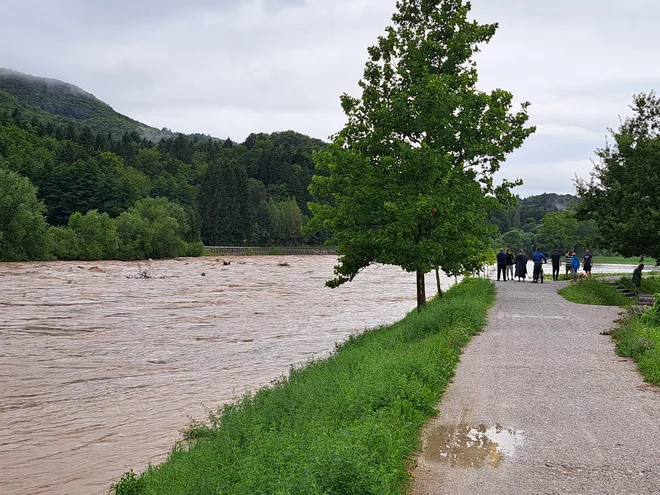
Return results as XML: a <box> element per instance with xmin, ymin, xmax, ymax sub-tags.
<box><xmin>204</xmin><ymin>246</ymin><xmax>337</xmax><ymax>256</ymax></box>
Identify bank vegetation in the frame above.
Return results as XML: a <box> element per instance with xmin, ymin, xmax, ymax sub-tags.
<box><xmin>111</xmin><ymin>278</ymin><xmax>495</xmax><ymax>495</ymax></box>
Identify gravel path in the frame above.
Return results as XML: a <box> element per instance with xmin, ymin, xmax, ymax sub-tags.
<box><xmin>411</xmin><ymin>278</ymin><xmax>660</xmax><ymax>495</ymax></box>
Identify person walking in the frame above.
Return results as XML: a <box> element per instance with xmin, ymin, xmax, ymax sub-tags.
<box><xmin>571</xmin><ymin>251</ymin><xmax>580</xmax><ymax>280</ymax></box>
<box><xmin>551</xmin><ymin>249</ymin><xmax>561</xmax><ymax>281</ymax></box>
<box><xmin>532</xmin><ymin>248</ymin><xmax>547</xmax><ymax>283</ymax></box>
<box><xmin>565</xmin><ymin>250</ymin><xmax>572</xmax><ymax>277</ymax></box>
<box><xmin>632</xmin><ymin>263</ymin><xmax>644</xmax><ymax>288</ymax></box>
<box><xmin>496</xmin><ymin>248</ymin><xmax>507</xmax><ymax>281</ymax></box>
<box><xmin>505</xmin><ymin>248</ymin><xmax>516</xmax><ymax>281</ymax></box>
<box><xmin>515</xmin><ymin>249</ymin><xmax>528</xmax><ymax>282</ymax></box>
<box><xmin>583</xmin><ymin>249</ymin><xmax>593</xmax><ymax>276</ymax></box>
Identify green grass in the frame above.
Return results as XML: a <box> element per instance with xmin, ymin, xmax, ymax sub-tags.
<box><xmin>111</xmin><ymin>278</ymin><xmax>495</xmax><ymax>495</ymax></box>
<box><xmin>558</xmin><ymin>277</ymin><xmax>660</xmax><ymax>386</ymax></box>
<box><xmin>617</xmin><ymin>275</ymin><xmax>660</xmax><ymax>294</ymax></box>
<box><xmin>612</xmin><ymin>315</ymin><xmax>660</xmax><ymax>386</ymax></box>
<box><xmin>595</xmin><ymin>256</ymin><xmax>657</xmax><ymax>265</ymax></box>
<box><xmin>558</xmin><ymin>278</ymin><xmax>632</xmax><ymax>307</ymax></box>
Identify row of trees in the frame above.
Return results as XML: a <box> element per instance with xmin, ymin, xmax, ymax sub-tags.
<box><xmin>0</xmin><ymin>98</ymin><xmax>328</xmax><ymax>260</ymax></box>
<box><xmin>577</xmin><ymin>91</ymin><xmax>660</xmax><ymax>262</ymax></box>
<box><xmin>0</xmin><ymin>167</ymin><xmax>203</xmax><ymax>261</ymax></box>
<box><xmin>489</xmin><ymin>197</ymin><xmax>600</xmax><ymax>256</ymax></box>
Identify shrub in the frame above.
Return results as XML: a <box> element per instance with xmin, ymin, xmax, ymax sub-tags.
<box><xmin>67</xmin><ymin>210</ymin><xmax>119</xmax><ymax>260</ymax></box>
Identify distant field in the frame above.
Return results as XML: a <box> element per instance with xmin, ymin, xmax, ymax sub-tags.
<box><xmin>595</xmin><ymin>256</ymin><xmax>656</xmax><ymax>265</ymax></box>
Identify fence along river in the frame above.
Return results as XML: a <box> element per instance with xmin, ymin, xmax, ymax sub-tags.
<box><xmin>0</xmin><ymin>256</ymin><xmax>447</xmax><ymax>495</ymax></box>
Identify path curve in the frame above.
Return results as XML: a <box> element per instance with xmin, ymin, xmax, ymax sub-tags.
<box><xmin>411</xmin><ymin>279</ymin><xmax>660</xmax><ymax>495</ymax></box>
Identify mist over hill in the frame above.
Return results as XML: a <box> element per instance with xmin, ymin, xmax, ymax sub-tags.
<box><xmin>0</xmin><ymin>68</ymin><xmax>212</xmax><ymax>141</ymax></box>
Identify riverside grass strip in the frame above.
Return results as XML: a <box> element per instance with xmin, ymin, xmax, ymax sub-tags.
<box><xmin>558</xmin><ymin>278</ymin><xmax>660</xmax><ymax>387</ymax></box>
<box><xmin>111</xmin><ymin>278</ymin><xmax>495</xmax><ymax>495</ymax></box>
<box><xmin>558</xmin><ymin>278</ymin><xmax>633</xmax><ymax>307</ymax></box>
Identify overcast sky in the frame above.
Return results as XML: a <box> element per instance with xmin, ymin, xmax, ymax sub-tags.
<box><xmin>2</xmin><ymin>0</ymin><xmax>659</xmax><ymax>197</ymax></box>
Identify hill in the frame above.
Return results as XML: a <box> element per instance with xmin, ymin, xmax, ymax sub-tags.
<box><xmin>0</xmin><ymin>68</ymin><xmax>194</xmax><ymax>140</ymax></box>
<box><xmin>520</xmin><ymin>192</ymin><xmax>578</xmax><ymax>211</ymax></box>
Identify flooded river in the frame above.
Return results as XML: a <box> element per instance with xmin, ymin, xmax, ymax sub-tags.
<box><xmin>0</xmin><ymin>256</ymin><xmax>447</xmax><ymax>495</ymax></box>
<box><xmin>0</xmin><ymin>256</ymin><xmax>648</xmax><ymax>494</ymax></box>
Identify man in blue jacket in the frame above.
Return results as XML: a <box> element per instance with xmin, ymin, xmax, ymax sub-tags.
<box><xmin>532</xmin><ymin>248</ymin><xmax>547</xmax><ymax>283</ymax></box>
<box><xmin>496</xmin><ymin>248</ymin><xmax>507</xmax><ymax>281</ymax></box>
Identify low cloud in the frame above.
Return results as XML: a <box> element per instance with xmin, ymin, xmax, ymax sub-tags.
<box><xmin>2</xmin><ymin>0</ymin><xmax>659</xmax><ymax>197</ymax></box>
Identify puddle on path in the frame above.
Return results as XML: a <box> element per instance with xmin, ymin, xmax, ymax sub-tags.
<box><xmin>424</xmin><ymin>423</ymin><xmax>524</xmax><ymax>468</ymax></box>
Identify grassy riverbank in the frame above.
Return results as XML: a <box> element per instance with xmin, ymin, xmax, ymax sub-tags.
<box><xmin>558</xmin><ymin>278</ymin><xmax>632</xmax><ymax>307</ymax></box>
<box><xmin>616</xmin><ymin>275</ymin><xmax>660</xmax><ymax>294</ymax></box>
<box><xmin>595</xmin><ymin>256</ymin><xmax>656</xmax><ymax>265</ymax></box>
<box><xmin>558</xmin><ymin>277</ymin><xmax>660</xmax><ymax>386</ymax></box>
<box><xmin>112</xmin><ymin>278</ymin><xmax>495</xmax><ymax>495</ymax></box>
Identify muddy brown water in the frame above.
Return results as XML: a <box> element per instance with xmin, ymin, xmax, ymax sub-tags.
<box><xmin>0</xmin><ymin>256</ymin><xmax>450</xmax><ymax>495</ymax></box>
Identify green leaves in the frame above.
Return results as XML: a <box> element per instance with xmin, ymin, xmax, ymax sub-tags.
<box><xmin>0</xmin><ymin>168</ymin><xmax>52</xmax><ymax>261</ymax></box>
<box><xmin>578</xmin><ymin>91</ymin><xmax>660</xmax><ymax>260</ymax></box>
<box><xmin>308</xmin><ymin>0</ymin><xmax>533</xmax><ymax>306</ymax></box>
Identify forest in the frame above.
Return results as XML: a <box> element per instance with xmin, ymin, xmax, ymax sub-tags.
<box><xmin>0</xmin><ymin>69</ymin><xmax>596</xmax><ymax>263</ymax></box>
<box><xmin>488</xmin><ymin>193</ymin><xmax>601</xmax><ymax>256</ymax></box>
<box><xmin>0</xmin><ymin>72</ymin><xmax>328</xmax><ymax>261</ymax></box>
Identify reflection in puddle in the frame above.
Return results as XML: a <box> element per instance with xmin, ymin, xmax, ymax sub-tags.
<box><xmin>424</xmin><ymin>424</ymin><xmax>524</xmax><ymax>468</ymax></box>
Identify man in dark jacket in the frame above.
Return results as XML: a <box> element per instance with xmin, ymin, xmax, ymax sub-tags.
<box><xmin>532</xmin><ymin>248</ymin><xmax>547</xmax><ymax>283</ymax></box>
<box><xmin>551</xmin><ymin>249</ymin><xmax>562</xmax><ymax>281</ymax></box>
<box><xmin>497</xmin><ymin>248</ymin><xmax>507</xmax><ymax>281</ymax></box>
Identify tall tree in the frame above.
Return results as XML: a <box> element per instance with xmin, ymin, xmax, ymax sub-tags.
<box><xmin>0</xmin><ymin>168</ymin><xmax>52</xmax><ymax>261</ymax></box>
<box><xmin>198</xmin><ymin>159</ymin><xmax>251</xmax><ymax>245</ymax></box>
<box><xmin>307</xmin><ymin>0</ymin><xmax>534</xmax><ymax>309</ymax></box>
<box><xmin>577</xmin><ymin>91</ymin><xmax>660</xmax><ymax>260</ymax></box>
<box><xmin>535</xmin><ymin>210</ymin><xmax>579</xmax><ymax>254</ymax></box>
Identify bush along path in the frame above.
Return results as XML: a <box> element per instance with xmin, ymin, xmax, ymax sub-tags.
<box><xmin>111</xmin><ymin>278</ymin><xmax>495</xmax><ymax>495</ymax></box>
<box><xmin>560</xmin><ymin>276</ymin><xmax>660</xmax><ymax>385</ymax></box>
<box><xmin>411</xmin><ymin>278</ymin><xmax>660</xmax><ymax>495</ymax></box>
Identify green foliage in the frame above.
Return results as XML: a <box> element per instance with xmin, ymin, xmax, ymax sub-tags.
<box><xmin>617</xmin><ymin>275</ymin><xmax>660</xmax><ymax>295</ymax></box>
<box><xmin>0</xmin><ymin>68</ymin><xmax>158</xmax><ymax>138</ymax></box>
<box><xmin>48</xmin><ymin>225</ymin><xmax>80</xmax><ymax>260</ymax></box>
<box><xmin>0</xmin><ymin>70</ymin><xmax>334</xmax><ymax>250</ymax></box>
<box><xmin>560</xmin><ymin>276</ymin><xmax>660</xmax><ymax>385</ymax></box>
<box><xmin>0</xmin><ymin>168</ymin><xmax>52</xmax><ymax>261</ymax></box>
<box><xmin>110</xmin><ymin>278</ymin><xmax>495</xmax><ymax>495</ymax></box>
<box><xmin>577</xmin><ymin>91</ymin><xmax>660</xmax><ymax>260</ymax></box>
<box><xmin>264</xmin><ymin>198</ymin><xmax>304</xmax><ymax>246</ymax></box>
<box><xmin>198</xmin><ymin>159</ymin><xmax>251</xmax><ymax>245</ymax></box>
<box><xmin>596</xmin><ymin>256</ymin><xmax>654</xmax><ymax>265</ymax></box>
<box><xmin>535</xmin><ymin>211</ymin><xmax>579</xmax><ymax>253</ymax></box>
<box><xmin>46</xmin><ymin>197</ymin><xmax>201</xmax><ymax>260</ymax></box>
<box><xmin>115</xmin><ymin>211</ymin><xmax>153</xmax><ymax>260</ymax></box>
<box><xmin>67</xmin><ymin>210</ymin><xmax>120</xmax><ymax>260</ymax></box>
<box><xmin>128</xmin><ymin>197</ymin><xmax>200</xmax><ymax>258</ymax></box>
<box><xmin>558</xmin><ymin>278</ymin><xmax>632</xmax><ymax>307</ymax></box>
<box><xmin>110</xmin><ymin>470</ymin><xmax>145</xmax><ymax>495</ymax></box>
<box><xmin>612</xmin><ymin>316</ymin><xmax>660</xmax><ymax>385</ymax></box>
<box><xmin>307</xmin><ymin>0</ymin><xmax>533</xmax><ymax>307</ymax></box>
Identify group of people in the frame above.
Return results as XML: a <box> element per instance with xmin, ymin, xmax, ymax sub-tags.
<box><xmin>496</xmin><ymin>248</ymin><xmax>594</xmax><ymax>282</ymax></box>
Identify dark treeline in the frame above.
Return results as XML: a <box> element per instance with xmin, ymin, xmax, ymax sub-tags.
<box><xmin>0</xmin><ymin>99</ymin><xmax>328</xmax><ymax>261</ymax></box>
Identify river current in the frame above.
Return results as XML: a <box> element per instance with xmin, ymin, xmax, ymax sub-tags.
<box><xmin>0</xmin><ymin>256</ymin><xmax>645</xmax><ymax>494</ymax></box>
<box><xmin>0</xmin><ymin>256</ymin><xmax>446</xmax><ymax>495</ymax></box>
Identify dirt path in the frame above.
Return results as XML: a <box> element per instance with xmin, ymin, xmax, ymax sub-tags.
<box><xmin>411</xmin><ymin>279</ymin><xmax>660</xmax><ymax>495</ymax></box>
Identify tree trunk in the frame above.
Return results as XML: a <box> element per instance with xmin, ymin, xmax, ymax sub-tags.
<box><xmin>435</xmin><ymin>268</ymin><xmax>442</xmax><ymax>298</ymax></box>
<box><xmin>416</xmin><ymin>269</ymin><xmax>427</xmax><ymax>311</ymax></box>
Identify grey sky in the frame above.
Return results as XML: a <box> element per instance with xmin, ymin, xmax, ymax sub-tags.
<box><xmin>2</xmin><ymin>0</ymin><xmax>659</xmax><ymax>197</ymax></box>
